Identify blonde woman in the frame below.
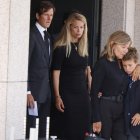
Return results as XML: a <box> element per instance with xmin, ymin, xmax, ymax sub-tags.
<box><xmin>52</xmin><ymin>12</ymin><xmax>91</xmax><ymax>140</ymax></box>
<box><xmin>90</xmin><ymin>31</ymin><xmax>140</xmax><ymax>140</ymax></box>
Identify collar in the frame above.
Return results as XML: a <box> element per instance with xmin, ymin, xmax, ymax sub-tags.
<box><xmin>35</xmin><ymin>22</ymin><xmax>47</xmax><ymax>39</ymax></box>
<box><xmin>35</xmin><ymin>22</ymin><xmax>47</xmax><ymax>32</ymax></box>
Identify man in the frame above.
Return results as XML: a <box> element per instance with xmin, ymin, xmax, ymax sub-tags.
<box><xmin>26</xmin><ymin>1</ymin><xmax>55</xmax><ymax>138</ymax></box>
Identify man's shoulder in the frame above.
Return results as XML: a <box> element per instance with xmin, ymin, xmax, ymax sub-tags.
<box><xmin>30</xmin><ymin>25</ymin><xmax>38</xmax><ymax>34</ymax></box>
<box><xmin>29</xmin><ymin>26</ymin><xmax>40</xmax><ymax>40</ymax></box>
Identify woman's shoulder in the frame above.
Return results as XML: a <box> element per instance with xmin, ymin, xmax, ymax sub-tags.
<box><xmin>53</xmin><ymin>46</ymin><xmax>66</xmax><ymax>57</ymax></box>
<box><xmin>93</xmin><ymin>57</ymin><xmax>107</xmax><ymax>70</ymax></box>
<box><xmin>98</xmin><ymin>56</ymin><xmax>118</xmax><ymax>65</ymax></box>
<box><xmin>96</xmin><ymin>56</ymin><xmax>109</xmax><ymax>65</ymax></box>
<box><xmin>54</xmin><ymin>46</ymin><xmax>66</xmax><ymax>51</ymax></box>
<box><xmin>94</xmin><ymin>56</ymin><xmax>116</xmax><ymax>71</ymax></box>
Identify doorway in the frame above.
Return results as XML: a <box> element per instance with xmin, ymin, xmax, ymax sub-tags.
<box><xmin>29</xmin><ymin>0</ymin><xmax>102</xmax><ymax>138</ymax></box>
<box><xmin>30</xmin><ymin>0</ymin><xmax>101</xmax><ymax>66</ymax></box>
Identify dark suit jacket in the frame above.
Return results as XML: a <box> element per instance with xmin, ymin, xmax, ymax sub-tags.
<box><xmin>124</xmin><ymin>79</ymin><xmax>140</xmax><ymax>137</ymax></box>
<box><xmin>28</xmin><ymin>25</ymin><xmax>52</xmax><ymax>103</ymax></box>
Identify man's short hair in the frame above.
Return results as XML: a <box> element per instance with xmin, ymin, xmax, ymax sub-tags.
<box><xmin>36</xmin><ymin>0</ymin><xmax>55</xmax><ymax>15</ymax></box>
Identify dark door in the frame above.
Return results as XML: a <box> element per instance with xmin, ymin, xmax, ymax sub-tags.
<box><xmin>29</xmin><ymin>0</ymin><xmax>101</xmax><ymax>137</ymax></box>
<box><xmin>30</xmin><ymin>0</ymin><xmax>101</xmax><ymax>66</ymax></box>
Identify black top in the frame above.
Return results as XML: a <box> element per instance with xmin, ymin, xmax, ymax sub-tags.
<box><xmin>52</xmin><ymin>44</ymin><xmax>88</xmax><ymax>70</ymax></box>
<box><xmin>52</xmin><ymin>44</ymin><xmax>89</xmax><ymax>91</ymax></box>
<box><xmin>90</xmin><ymin>57</ymin><xmax>129</xmax><ymax>122</ymax></box>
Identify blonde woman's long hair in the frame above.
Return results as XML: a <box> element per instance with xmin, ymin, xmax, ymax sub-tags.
<box><xmin>54</xmin><ymin>12</ymin><xmax>88</xmax><ymax>57</ymax></box>
<box><xmin>101</xmin><ymin>30</ymin><xmax>132</xmax><ymax>61</ymax></box>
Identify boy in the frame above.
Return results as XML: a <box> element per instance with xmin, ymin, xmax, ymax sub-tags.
<box><xmin>122</xmin><ymin>47</ymin><xmax>140</xmax><ymax>140</ymax></box>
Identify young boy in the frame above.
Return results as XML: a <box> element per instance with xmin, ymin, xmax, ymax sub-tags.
<box><xmin>122</xmin><ymin>47</ymin><xmax>140</xmax><ymax>140</ymax></box>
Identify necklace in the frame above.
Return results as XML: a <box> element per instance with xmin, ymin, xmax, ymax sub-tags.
<box><xmin>73</xmin><ymin>43</ymin><xmax>78</xmax><ymax>51</ymax></box>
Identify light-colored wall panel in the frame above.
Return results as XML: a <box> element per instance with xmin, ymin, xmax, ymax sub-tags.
<box><xmin>134</xmin><ymin>0</ymin><xmax>140</xmax><ymax>55</ymax></box>
<box><xmin>6</xmin><ymin>82</ymin><xmax>27</xmax><ymax>140</ymax></box>
<box><xmin>0</xmin><ymin>0</ymin><xmax>10</xmax><ymax>139</ymax></box>
<box><xmin>124</xmin><ymin>0</ymin><xmax>135</xmax><ymax>42</ymax></box>
<box><xmin>8</xmin><ymin>0</ymin><xmax>30</xmax><ymax>81</ymax></box>
<box><xmin>101</xmin><ymin>0</ymin><xmax>125</xmax><ymax>50</ymax></box>
<box><xmin>0</xmin><ymin>0</ymin><xmax>10</xmax><ymax>81</ymax></box>
<box><xmin>0</xmin><ymin>83</ymin><xmax>7</xmax><ymax>140</ymax></box>
<box><xmin>0</xmin><ymin>0</ymin><xmax>30</xmax><ymax>139</ymax></box>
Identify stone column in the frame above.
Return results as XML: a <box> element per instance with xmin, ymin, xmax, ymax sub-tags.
<box><xmin>134</xmin><ymin>0</ymin><xmax>140</xmax><ymax>54</ymax></box>
<box><xmin>100</xmin><ymin>0</ymin><xmax>135</xmax><ymax>51</ymax></box>
<box><xmin>0</xmin><ymin>0</ymin><xmax>30</xmax><ymax>139</ymax></box>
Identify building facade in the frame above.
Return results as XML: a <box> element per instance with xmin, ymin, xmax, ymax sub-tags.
<box><xmin>0</xmin><ymin>0</ymin><xmax>140</xmax><ymax>139</ymax></box>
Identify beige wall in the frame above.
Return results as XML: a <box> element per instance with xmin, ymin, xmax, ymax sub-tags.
<box><xmin>100</xmin><ymin>0</ymin><xmax>140</xmax><ymax>56</ymax></box>
<box><xmin>0</xmin><ymin>1</ymin><xmax>10</xmax><ymax>139</ymax></box>
<box><xmin>134</xmin><ymin>0</ymin><xmax>140</xmax><ymax>55</ymax></box>
<box><xmin>0</xmin><ymin>0</ymin><xmax>140</xmax><ymax>139</ymax></box>
<box><xmin>101</xmin><ymin>0</ymin><xmax>125</xmax><ymax>50</ymax></box>
<box><xmin>0</xmin><ymin>0</ymin><xmax>30</xmax><ymax>139</ymax></box>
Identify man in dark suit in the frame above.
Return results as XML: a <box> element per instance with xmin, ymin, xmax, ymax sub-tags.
<box><xmin>26</xmin><ymin>1</ymin><xmax>55</xmax><ymax>138</ymax></box>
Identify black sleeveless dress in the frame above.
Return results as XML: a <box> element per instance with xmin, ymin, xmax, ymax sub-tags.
<box><xmin>51</xmin><ymin>44</ymin><xmax>91</xmax><ymax>140</ymax></box>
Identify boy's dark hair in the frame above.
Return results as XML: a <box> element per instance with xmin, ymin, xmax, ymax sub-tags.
<box><xmin>36</xmin><ymin>0</ymin><xmax>55</xmax><ymax>15</ymax></box>
<box><xmin>122</xmin><ymin>47</ymin><xmax>138</xmax><ymax>62</ymax></box>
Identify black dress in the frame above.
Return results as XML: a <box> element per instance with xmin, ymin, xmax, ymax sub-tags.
<box><xmin>51</xmin><ymin>44</ymin><xmax>91</xmax><ymax>140</ymax></box>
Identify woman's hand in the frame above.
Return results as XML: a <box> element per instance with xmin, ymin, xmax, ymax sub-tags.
<box><xmin>55</xmin><ymin>96</ymin><xmax>65</xmax><ymax>112</ymax></box>
<box><xmin>131</xmin><ymin>113</ymin><xmax>140</xmax><ymax>126</ymax></box>
<box><xmin>132</xmin><ymin>64</ymin><xmax>140</xmax><ymax>81</ymax></box>
<box><xmin>98</xmin><ymin>92</ymin><xmax>102</xmax><ymax>98</ymax></box>
<box><xmin>87</xmin><ymin>76</ymin><xmax>92</xmax><ymax>93</ymax></box>
<box><xmin>93</xmin><ymin>122</ymin><xmax>102</xmax><ymax>133</ymax></box>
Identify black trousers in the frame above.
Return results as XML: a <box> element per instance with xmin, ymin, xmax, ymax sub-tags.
<box><xmin>100</xmin><ymin>99</ymin><xmax>127</xmax><ymax>140</ymax></box>
<box><xmin>26</xmin><ymin>99</ymin><xmax>51</xmax><ymax>138</ymax></box>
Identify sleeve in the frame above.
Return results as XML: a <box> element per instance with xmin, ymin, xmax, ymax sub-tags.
<box><xmin>87</xmin><ymin>55</ymin><xmax>91</xmax><ymax>67</ymax></box>
<box><xmin>27</xmin><ymin>32</ymin><xmax>35</xmax><ymax>92</ymax></box>
<box><xmin>90</xmin><ymin>58</ymin><xmax>106</xmax><ymax>122</ymax></box>
<box><xmin>52</xmin><ymin>47</ymin><xmax>66</xmax><ymax>70</ymax></box>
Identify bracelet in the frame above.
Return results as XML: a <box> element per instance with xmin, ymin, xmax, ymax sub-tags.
<box><xmin>55</xmin><ymin>95</ymin><xmax>61</xmax><ymax>99</ymax></box>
